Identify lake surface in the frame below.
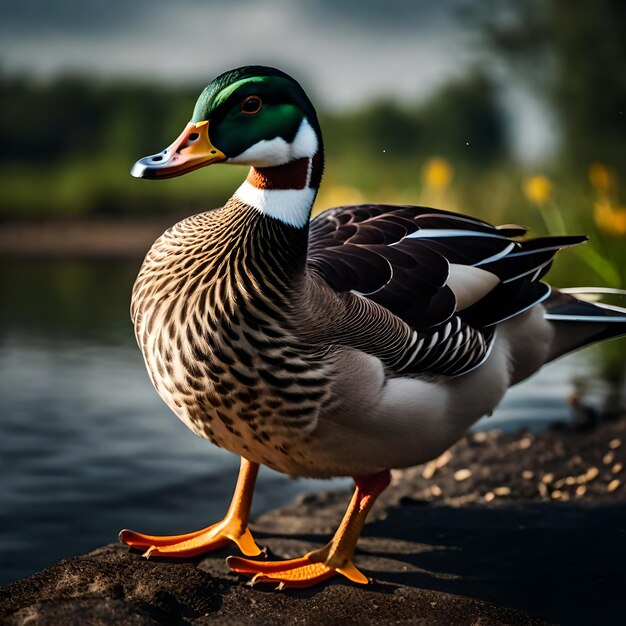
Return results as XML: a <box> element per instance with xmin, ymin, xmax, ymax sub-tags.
<box><xmin>0</xmin><ymin>258</ymin><xmax>612</xmax><ymax>585</ymax></box>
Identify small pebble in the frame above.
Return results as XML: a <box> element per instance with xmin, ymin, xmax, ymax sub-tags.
<box><xmin>473</xmin><ymin>432</ymin><xmax>488</xmax><ymax>443</ymax></box>
<box><xmin>609</xmin><ymin>438</ymin><xmax>622</xmax><ymax>450</ymax></box>
<box><xmin>494</xmin><ymin>486</ymin><xmax>511</xmax><ymax>496</ymax></box>
<box><xmin>521</xmin><ymin>470</ymin><xmax>534</xmax><ymax>480</ymax></box>
<box><xmin>603</xmin><ymin>451</ymin><xmax>615</xmax><ymax>465</ymax></box>
<box><xmin>607</xmin><ymin>479</ymin><xmax>620</xmax><ymax>493</ymax></box>
<box><xmin>484</xmin><ymin>491</ymin><xmax>495</xmax><ymax>502</ymax></box>
<box><xmin>422</xmin><ymin>463</ymin><xmax>436</xmax><ymax>480</ymax></box>
<box><xmin>449</xmin><ymin>494</ymin><xmax>478</xmax><ymax>505</ymax></box>
<box><xmin>434</xmin><ymin>451</ymin><xmax>452</xmax><ymax>469</ymax></box>
<box><xmin>565</xmin><ymin>476</ymin><xmax>577</xmax><ymax>486</ymax></box>
<box><xmin>585</xmin><ymin>467</ymin><xmax>600</xmax><ymax>481</ymax></box>
<box><xmin>538</xmin><ymin>483</ymin><xmax>549</xmax><ymax>498</ymax></box>
<box><xmin>518</xmin><ymin>437</ymin><xmax>532</xmax><ymax>449</ymax></box>
<box><xmin>430</xmin><ymin>484</ymin><xmax>442</xmax><ymax>497</ymax></box>
<box><xmin>575</xmin><ymin>485</ymin><xmax>587</xmax><ymax>497</ymax></box>
<box><xmin>612</xmin><ymin>463</ymin><xmax>623</xmax><ymax>474</ymax></box>
<box><xmin>542</xmin><ymin>472</ymin><xmax>555</xmax><ymax>484</ymax></box>
<box><xmin>454</xmin><ymin>468</ymin><xmax>472</xmax><ymax>481</ymax></box>
<box><xmin>551</xmin><ymin>489</ymin><xmax>563</xmax><ymax>499</ymax></box>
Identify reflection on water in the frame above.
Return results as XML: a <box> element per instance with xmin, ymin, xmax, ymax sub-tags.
<box><xmin>0</xmin><ymin>259</ymin><xmax>598</xmax><ymax>585</ymax></box>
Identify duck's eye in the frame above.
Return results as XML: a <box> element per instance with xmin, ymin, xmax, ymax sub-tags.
<box><xmin>241</xmin><ymin>95</ymin><xmax>262</xmax><ymax>115</ymax></box>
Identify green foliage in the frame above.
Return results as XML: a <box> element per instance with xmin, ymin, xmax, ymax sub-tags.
<box><xmin>0</xmin><ymin>71</ymin><xmax>505</xmax><ymax>217</ymax></box>
<box><xmin>321</xmin><ymin>74</ymin><xmax>504</xmax><ymax>166</ymax></box>
<box><xmin>0</xmin><ymin>66</ymin><xmax>623</xmax><ymax>289</ymax></box>
<box><xmin>482</xmin><ymin>0</ymin><xmax>626</xmax><ymax>169</ymax></box>
<box><xmin>1</xmin><ymin>69</ymin><xmax>623</xmax><ymax>291</ymax></box>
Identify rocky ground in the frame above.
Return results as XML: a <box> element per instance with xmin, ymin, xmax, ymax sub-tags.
<box><xmin>2</xmin><ymin>418</ymin><xmax>625</xmax><ymax>625</ymax></box>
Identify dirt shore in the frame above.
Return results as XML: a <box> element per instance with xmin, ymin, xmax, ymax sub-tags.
<box><xmin>1</xmin><ymin>418</ymin><xmax>625</xmax><ymax>625</ymax></box>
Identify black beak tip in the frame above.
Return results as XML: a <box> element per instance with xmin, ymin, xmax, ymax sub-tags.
<box><xmin>131</xmin><ymin>156</ymin><xmax>162</xmax><ymax>179</ymax></box>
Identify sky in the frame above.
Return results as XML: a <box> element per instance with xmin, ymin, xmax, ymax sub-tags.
<box><xmin>0</xmin><ymin>0</ymin><xmax>555</xmax><ymax>161</ymax></box>
<box><xmin>0</xmin><ymin>0</ymin><xmax>478</xmax><ymax>108</ymax></box>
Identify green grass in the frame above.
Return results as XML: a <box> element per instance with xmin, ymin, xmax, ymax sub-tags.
<box><xmin>0</xmin><ymin>156</ymin><xmax>247</xmax><ymax>217</ymax></box>
<box><xmin>3</xmin><ymin>153</ymin><xmax>624</xmax><ymax>289</ymax></box>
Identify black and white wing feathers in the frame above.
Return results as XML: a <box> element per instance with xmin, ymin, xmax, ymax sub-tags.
<box><xmin>307</xmin><ymin>204</ymin><xmax>585</xmax><ymax>376</ymax></box>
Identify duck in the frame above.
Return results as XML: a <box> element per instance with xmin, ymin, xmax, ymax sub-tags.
<box><xmin>119</xmin><ymin>65</ymin><xmax>626</xmax><ymax>588</ymax></box>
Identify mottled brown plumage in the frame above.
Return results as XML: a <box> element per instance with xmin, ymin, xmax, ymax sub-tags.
<box><xmin>132</xmin><ymin>199</ymin><xmax>332</xmax><ymax>474</ymax></box>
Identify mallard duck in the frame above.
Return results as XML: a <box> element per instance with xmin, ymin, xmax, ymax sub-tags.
<box><xmin>120</xmin><ymin>66</ymin><xmax>626</xmax><ymax>588</ymax></box>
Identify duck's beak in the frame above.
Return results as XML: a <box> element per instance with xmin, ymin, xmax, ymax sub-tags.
<box><xmin>131</xmin><ymin>121</ymin><xmax>226</xmax><ymax>179</ymax></box>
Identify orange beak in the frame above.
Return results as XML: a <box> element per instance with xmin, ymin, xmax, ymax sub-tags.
<box><xmin>131</xmin><ymin>121</ymin><xmax>226</xmax><ymax>179</ymax></box>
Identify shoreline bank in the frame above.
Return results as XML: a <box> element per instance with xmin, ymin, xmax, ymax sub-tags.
<box><xmin>1</xmin><ymin>418</ymin><xmax>625</xmax><ymax>625</ymax></box>
<box><xmin>0</xmin><ymin>218</ymin><xmax>175</xmax><ymax>259</ymax></box>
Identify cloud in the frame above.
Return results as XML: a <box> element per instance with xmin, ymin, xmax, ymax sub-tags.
<box><xmin>0</xmin><ymin>0</ymin><xmax>478</xmax><ymax>108</ymax></box>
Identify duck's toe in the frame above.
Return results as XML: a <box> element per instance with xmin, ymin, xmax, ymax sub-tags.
<box><xmin>119</xmin><ymin>520</ymin><xmax>261</xmax><ymax>558</ymax></box>
<box><xmin>227</xmin><ymin>551</ymin><xmax>368</xmax><ymax>589</ymax></box>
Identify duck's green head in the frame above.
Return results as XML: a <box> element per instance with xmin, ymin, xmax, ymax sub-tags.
<box><xmin>131</xmin><ymin>66</ymin><xmax>321</xmax><ymax>179</ymax></box>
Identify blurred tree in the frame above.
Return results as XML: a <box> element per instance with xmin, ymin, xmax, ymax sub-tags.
<box><xmin>0</xmin><ymin>70</ymin><xmax>505</xmax><ymax>216</ymax></box>
<box><xmin>322</xmin><ymin>73</ymin><xmax>505</xmax><ymax>166</ymax></box>
<box><xmin>482</xmin><ymin>0</ymin><xmax>626</xmax><ymax>168</ymax></box>
<box><xmin>0</xmin><ymin>75</ymin><xmax>200</xmax><ymax>165</ymax></box>
<box><xmin>418</xmin><ymin>73</ymin><xmax>504</xmax><ymax>163</ymax></box>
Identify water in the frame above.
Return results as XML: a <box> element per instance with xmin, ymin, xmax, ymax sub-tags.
<box><xmin>0</xmin><ymin>258</ymin><xmax>598</xmax><ymax>586</ymax></box>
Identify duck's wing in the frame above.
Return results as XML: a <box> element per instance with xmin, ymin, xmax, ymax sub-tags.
<box><xmin>306</xmin><ymin>204</ymin><xmax>585</xmax><ymax>376</ymax></box>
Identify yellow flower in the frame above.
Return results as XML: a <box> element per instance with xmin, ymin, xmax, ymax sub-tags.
<box><xmin>523</xmin><ymin>175</ymin><xmax>552</xmax><ymax>205</ymax></box>
<box><xmin>423</xmin><ymin>157</ymin><xmax>453</xmax><ymax>190</ymax></box>
<box><xmin>593</xmin><ymin>199</ymin><xmax>626</xmax><ymax>236</ymax></box>
<box><xmin>589</xmin><ymin>163</ymin><xmax>613</xmax><ymax>193</ymax></box>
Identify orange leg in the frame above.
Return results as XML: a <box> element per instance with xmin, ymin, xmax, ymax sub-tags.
<box><xmin>227</xmin><ymin>470</ymin><xmax>391</xmax><ymax>588</ymax></box>
<box><xmin>119</xmin><ymin>457</ymin><xmax>262</xmax><ymax>558</ymax></box>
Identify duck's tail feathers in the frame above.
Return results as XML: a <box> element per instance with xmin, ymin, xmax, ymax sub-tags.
<box><xmin>545</xmin><ymin>288</ymin><xmax>626</xmax><ymax>362</ymax></box>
